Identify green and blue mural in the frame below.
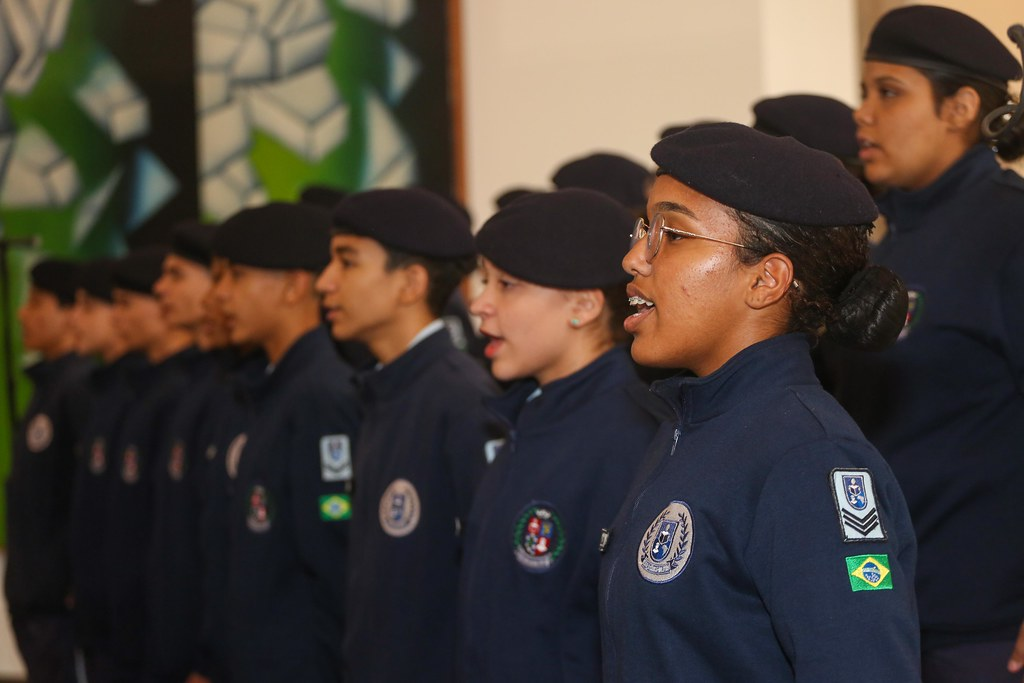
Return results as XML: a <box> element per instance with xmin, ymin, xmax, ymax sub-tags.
<box><xmin>0</xmin><ymin>0</ymin><xmax>458</xmax><ymax>541</ymax></box>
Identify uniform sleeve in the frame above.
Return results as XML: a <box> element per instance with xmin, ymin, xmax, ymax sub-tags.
<box><xmin>996</xmin><ymin>236</ymin><xmax>1024</xmax><ymax>392</ymax></box>
<box><xmin>442</xmin><ymin>387</ymin><xmax>503</xmax><ymax>524</ymax></box>
<box><xmin>743</xmin><ymin>441</ymin><xmax>920</xmax><ymax>683</ymax></box>
<box><xmin>287</xmin><ymin>383</ymin><xmax>360</xmax><ymax>625</ymax></box>
<box><xmin>559</xmin><ymin>428</ymin><xmax>654</xmax><ymax>683</ymax></box>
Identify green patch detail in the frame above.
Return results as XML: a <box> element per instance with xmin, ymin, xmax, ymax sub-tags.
<box><xmin>846</xmin><ymin>554</ymin><xmax>893</xmax><ymax>592</ymax></box>
<box><xmin>319</xmin><ymin>494</ymin><xmax>352</xmax><ymax>522</ymax></box>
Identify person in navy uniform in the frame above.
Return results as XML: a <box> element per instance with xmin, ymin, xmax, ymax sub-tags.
<box><xmin>5</xmin><ymin>259</ymin><xmax>92</xmax><ymax>683</ymax></box>
<box><xmin>817</xmin><ymin>7</ymin><xmax>1024</xmax><ymax>680</ymax></box>
<box><xmin>316</xmin><ymin>188</ymin><xmax>502</xmax><ymax>682</ymax></box>
<box><xmin>599</xmin><ymin>123</ymin><xmax>920</xmax><ymax>682</ymax></box>
<box><xmin>192</xmin><ymin>252</ymin><xmax>263</xmax><ymax>683</ymax></box>
<box><xmin>147</xmin><ymin>220</ymin><xmax>221</xmax><ymax>683</ymax></box>
<box><xmin>213</xmin><ymin>202</ymin><xmax>358</xmax><ymax>683</ymax></box>
<box><xmin>456</xmin><ymin>189</ymin><xmax>662</xmax><ymax>682</ymax></box>
<box><xmin>104</xmin><ymin>245</ymin><xmax>197</xmax><ymax>682</ymax></box>
<box><xmin>68</xmin><ymin>257</ymin><xmax>144</xmax><ymax>683</ymax></box>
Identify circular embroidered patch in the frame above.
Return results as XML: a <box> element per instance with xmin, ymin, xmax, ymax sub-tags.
<box><xmin>246</xmin><ymin>484</ymin><xmax>273</xmax><ymax>533</ymax></box>
<box><xmin>637</xmin><ymin>501</ymin><xmax>694</xmax><ymax>584</ymax></box>
<box><xmin>121</xmin><ymin>445</ymin><xmax>140</xmax><ymax>484</ymax></box>
<box><xmin>89</xmin><ymin>438</ymin><xmax>107</xmax><ymax>475</ymax></box>
<box><xmin>225</xmin><ymin>433</ymin><xmax>247</xmax><ymax>480</ymax></box>
<box><xmin>26</xmin><ymin>414</ymin><xmax>53</xmax><ymax>453</ymax></box>
<box><xmin>898</xmin><ymin>289</ymin><xmax>925</xmax><ymax>341</ymax></box>
<box><xmin>379</xmin><ymin>478</ymin><xmax>420</xmax><ymax>537</ymax></box>
<box><xmin>512</xmin><ymin>502</ymin><xmax>566</xmax><ymax>572</ymax></box>
<box><xmin>168</xmin><ymin>440</ymin><xmax>186</xmax><ymax>481</ymax></box>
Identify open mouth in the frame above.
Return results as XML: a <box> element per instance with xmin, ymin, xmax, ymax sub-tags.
<box><xmin>480</xmin><ymin>331</ymin><xmax>504</xmax><ymax>359</ymax></box>
<box><xmin>625</xmin><ymin>294</ymin><xmax>655</xmax><ymax>333</ymax></box>
<box><xmin>628</xmin><ymin>295</ymin><xmax>655</xmax><ymax>314</ymax></box>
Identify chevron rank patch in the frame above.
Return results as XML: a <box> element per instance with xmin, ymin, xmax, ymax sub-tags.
<box><xmin>320</xmin><ymin>434</ymin><xmax>352</xmax><ymax>482</ymax></box>
<box><xmin>830</xmin><ymin>468</ymin><xmax>886</xmax><ymax>542</ymax></box>
<box><xmin>319</xmin><ymin>494</ymin><xmax>352</xmax><ymax>522</ymax></box>
<box><xmin>846</xmin><ymin>554</ymin><xmax>893</xmax><ymax>591</ymax></box>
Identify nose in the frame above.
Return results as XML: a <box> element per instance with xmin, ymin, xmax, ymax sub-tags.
<box><xmin>622</xmin><ymin>240</ymin><xmax>652</xmax><ymax>278</ymax></box>
<box><xmin>853</xmin><ymin>94</ymin><xmax>872</xmax><ymax>128</ymax></box>
<box><xmin>315</xmin><ymin>261</ymin><xmax>337</xmax><ymax>295</ymax></box>
<box><xmin>468</xmin><ymin>285</ymin><xmax>491</xmax><ymax>319</ymax></box>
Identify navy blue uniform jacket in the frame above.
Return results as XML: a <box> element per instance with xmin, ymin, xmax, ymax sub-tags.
<box><xmin>5</xmin><ymin>353</ymin><xmax>93</xmax><ymax>617</ymax></box>
<box><xmin>457</xmin><ymin>347</ymin><xmax>661</xmax><ymax>683</ymax></box>
<box><xmin>344</xmin><ymin>327</ymin><xmax>502</xmax><ymax>683</ymax></box>
<box><xmin>195</xmin><ymin>350</ymin><xmax>263</xmax><ymax>683</ymax></box>
<box><xmin>822</xmin><ymin>146</ymin><xmax>1024</xmax><ymax>650</ymax></box>
<box><xmin>70</xmin><ymin>352</ymin><xmax>145</xmax><ymax>652</ymax></box>
<box><xmin>146</xmin><ymin>351</ymin><xmax>221</xmax><ymax>681</ymax></box>
<box><xmin>104</xmin><ymin>347</ymin><xmax>200</xmax><ymax>677</ymax></box>
<box><xmin>227</xmin><ymin>327</ymin><xmax>359</xmax><ymax>683</ymax></box>
<box><xmin>600</xmin><ymin>335</ymin><xmax>920</xmax><ymax>682</ymax></box>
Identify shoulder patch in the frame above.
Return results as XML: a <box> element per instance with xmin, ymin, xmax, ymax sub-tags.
<box><xmin>846</xmin><ymin>554</ymin><xmax>893</xmax><ymax>591</ymax></box>
<box><xmin>246</xmin><ymin>485</ymin><xmax>273</xmax><ymax>532</ymax></box>
<box><xmin>512</xmin><ymin>502</ymin><xmax>566</xmax><ymax>572</ymax></box>
<box><xmin>830</xmin><ymin>468</ymin><xmax>887</xmax><ymax>542</ymax></box>
<box><xmin>319</xmin><ymin>494</ymin><xmax>352</xmax><ymax>521</ymax></box>
<box><xmin>168</xmin><ymin>440</ymin><xmax>186</xmax><ymax>481</ymax></box>
<box><xmin>898</xmin><ymin>289</ymin><xmax>924</xmax><ymax>341</ymax></box>
<box><xmin>225</xmin><ymin>433</ymin><xmax>247</xmax><ymax>480</ymax></box>
<box><xmin>379</xmin><ymin>478</ymin><xmax>420</xmax><ymax>537</ymax></box>
<box><xmin>484</xmin><ymin>438</ymin><xmax>505</xmax><ymax>465</ymax></box>
<box><xmin>320</xmin><ymin>434</ymin><xmax>352</xmax><ymax>482</ymax></box>
<box><xmin>26</xmin><ymin>414</ymin><xmax>53</xmax><ymax>452</ymax></box>
<box><xmin>121</xmin><ymin>445</ymin><xmax>140</xmax><ymax>484</ymax></box>
<box><xmin>637</xmin><ymin>501</ymin><xmax>694</xmax><ymax>584</ymax></box>
<box><xmin>89</xmin><ymin>438</ymin><xmax>107</xmax><ymax>475</ymax></box>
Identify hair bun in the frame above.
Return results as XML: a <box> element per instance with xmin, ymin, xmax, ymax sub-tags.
<box><xmin>826</xmin><ymin>266</ymin><xmax>908</xmax><ymax>351</ymax></box>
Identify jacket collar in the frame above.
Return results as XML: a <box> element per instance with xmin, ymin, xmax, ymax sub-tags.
<box><xmin>651</xmin><ymin>334</ymin><xmax>817</xmax><ymax>425</ymax></box>
<box><xmin>878</xmin><ymin>144</ymin><xmax>996</xmax><ymax>233</ymax></box>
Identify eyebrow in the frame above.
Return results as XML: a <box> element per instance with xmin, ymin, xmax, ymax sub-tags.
<box><xmin>652</xmin><ymin>201</ymin><xmax>698</xmax><ymax>219</ymax></box>
<box><xmin>332</xmin><ymin>244</ymin><xmax>358</xmax><ymax>256</ymax></box>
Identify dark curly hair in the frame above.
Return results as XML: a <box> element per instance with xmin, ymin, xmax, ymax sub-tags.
<box><xmin>919</xmin><ymin>67</ymin><xmax>1024</xmax><ymax>162</ymax></box>
<box><xmin>732</xmin><ymin>210</ymin><xmax>908</xmax><ymax>351</ymax></box>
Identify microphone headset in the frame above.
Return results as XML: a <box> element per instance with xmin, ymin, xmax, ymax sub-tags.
<box><xmin>981</xmin><ymin>24</ymin><xmax>1024</xmax><ymax>141</ymax></box>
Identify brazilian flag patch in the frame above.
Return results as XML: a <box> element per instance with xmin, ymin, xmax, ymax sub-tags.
<box><xmin>319</xmin><ymin>494</ymin><xmax>352</xmax><ymax>522</ymax></box>
<box><xmin>846</xmin><ymin>554</ymin><xmax>893</xmax><ymax>591</ymax></box>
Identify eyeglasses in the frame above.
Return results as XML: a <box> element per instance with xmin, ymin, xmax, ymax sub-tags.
<box><xmin>631</xmin><ymin>214</ymin><xmax>753</xmax><ymax>262</ymax></box>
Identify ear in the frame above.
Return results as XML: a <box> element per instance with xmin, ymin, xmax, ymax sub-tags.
<box><xmin>397</xmin><ymin>262</ymin><xmax>430</xmax><ymax>307</ymax></box>
<box><xmin>282</xmin><ymin>270</ymin><xmax>315</xmax><ymax>304</ymax></box>
<box><xmin>746</xmin><ymin>254</ymin><xmax>794</xmax><ymax>310</ymax></box>
<box><xmin>567</xmin><ymin>289</ymin><xmax>606</xmax><ymax>327</ymax></box>
<box><xmin>941</xmin><ymin>86</ymin><xmax>981</xmax><ymax>134</ymax></box>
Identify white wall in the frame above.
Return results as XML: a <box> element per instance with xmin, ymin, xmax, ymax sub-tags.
<box><xmin>460</xmin><ymin>0</ymin><xmax>860</xmax><ymax>226</ymax></box>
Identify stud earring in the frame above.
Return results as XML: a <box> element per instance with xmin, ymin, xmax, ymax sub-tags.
<box><xmin>570</xmin><ymin>318</ymin><xmax>581</xmax><ymax>328</ymax></box>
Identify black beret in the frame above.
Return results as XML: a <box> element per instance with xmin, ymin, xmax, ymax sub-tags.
<box><xmin>30</xmin><ymin>259</ymin><xmax>79</xmax><ymax>306</ymax></box>
<box><xmin>332</xmin><ymin>188</ymin><xmax>474</xmax><ymax>259</ymax></box>
<box><xmin>652</xmin><ymin>122</ymin><xmax>878</xmax><ymax>226</ymax></box>
<box><xmin>299</xmin><ymin>184</ymin><xmax>348</xmax><ymax>209</ymax></box>
<box><xmin>77</xmin><ymin>257</ymin><xmax>117</xmax><ymax>303</ymax></box>
<box><xmin>213</xmin><ymin>202</ymin><xmax>331</xmax><ymax>272</ymax></box>
<box><xmin>752</xmin><ymin>94</ymin><xmax>858</xmax><ymax>161</ymax></box>
<box><xmin>170</xmin><ymin>219</ymin><xmax>215</xmax><ymax>267</ymax></box>
<box><xmin>866</xmin><ymin>5</ymin><xmax>1021</xmax><ymax>87</ymax></box>
<box><xmin>494</xmin><ymin>187</ymin><xmax>542</xmax><ymax>210</ymax></box>
<box><xmin>659</xmin><ymin>120</ymin><xmax>721</xmax><ymax>140</ymax></box>
<box><xmin>476</xmin><ymin>188</ymin><xmax>633</xmax><ymax>289</ymax></box>
<box><xmin>112</xmin><ymin>246</ymin><xmax>170</xmax><ymax>295</ymax></box>
<box><xmin>552</xmin><ymin>152</ymin><xmax>652</xmax><ymax>210</ymax></box>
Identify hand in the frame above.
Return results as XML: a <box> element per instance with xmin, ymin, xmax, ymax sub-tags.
<box><xmin>1009</xmin><ymin>619</ymin><xmax>1024</xmax><ymax>676</ymax></box>
<box><xmin>185</xmin><ymin>674</ymin><xmax>211</xmax><ymax>683</ymax></box>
